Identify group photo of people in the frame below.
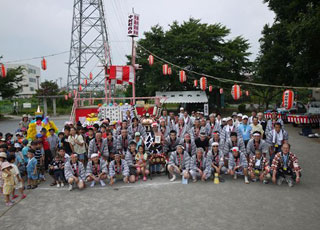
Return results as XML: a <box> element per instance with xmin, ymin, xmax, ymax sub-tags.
<box><xmin>0</xmin><ymin>107</ymin><xmax>302</xmax><ymax>206</ymax></box>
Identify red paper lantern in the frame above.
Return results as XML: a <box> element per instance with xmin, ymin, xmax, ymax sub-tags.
<box><xmin>79</xmin><ymin>85</ymin><xmax>82</xmax><ymax>91</ymax></box>
<box><xmin>194</xmin><ymin>80</ymin><xmax>198</xmax><ymax>87</ymax></box>
<box><xmin>162</xmin><ymin>64</ymin><xmax>168</xmax><ymax>75</ymax></box>
<box><xmin>41</xmin><ymin>58</ymin><xmax>47</xmax><ymax>70</ymax></box>
<box><xmin>199</xmin><ymin>77</ymin><xmax>207</xmax><ymax>91</ymax></box>
<box><xmin>220</xmin><ymin>88</ymin><xmax>224</xmax><ymax>94</ymax></box>
<box><xmin>1</xmin><ymin>64</ymin><xmax>6</xmax><ymax>78</ymax></box>
<box><xmin>209</xmin><ymin>85</ymin><xmax>213</xmax><ymax>92</ymax></box>
<box><xmin>148</xmin><ymin>55</ymin><xmax>154</xmax><ymax>66</ymax></box>
<box><xmin>64</xmin><ymin>95</ymin><xmax>68</xmax><ymax>100</ymax></box>
<box><xmin>245</xmin><ymin>90</ymin><xmax>249</xmax><ymax>96</ymax></box>
<box><xmin>168</xmin><ymin>67</ymin><xmax>172</xmax><ymax>75</ymax></box>
<box><xmin>231</xmin><ymin>84</ymin><xmax>241</xmax><ymax>100</ymax></box>
<box><xmin>282</xmin><ymin>89</ymin><xmax>294</xmax><ymax>110</ymax></box>
<box><xmin>89</xmin><ymin>72</ymin><xmax>93</xmax><ymax>80</ymax></box>
<box><xmin>73</xmin><ymin>89</ymin><xmax>76</xmax><ymax>96</ymax></box>
<box><xmin>68</xmin><ymin>92</ymin><xmax>72</xmax><ymax>98</ymax></box>
<box><xmin>84</xmin><ymin>79</ymin><xmax>88</xmax><ymax>86</ymax></box>
<box><xmin>179</xmin><ymin>70</ymin><xmax>186</xmax><ymax>83</ymax></box>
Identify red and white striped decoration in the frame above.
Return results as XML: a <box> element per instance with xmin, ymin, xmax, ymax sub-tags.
<box><xmin>162</xmin><ymin>64</ymin><xmax>168</xmax><ymax>75</ymax></box>
<box><xmin>245</xmin><ymin>90</ymin><xmax>249</xmax><ymax>96</ymax></box>
<box><xmin>89</xmin><ymin>72</ymin><xmax>93</xmax><ymax>80</ymax></box>
<box><xmin>168</xmin><ymin>67</ymin><xmax>172</xmax><ymax>75</ymax></box>
<box><xmin>231</xmin><ymin>84</ymin><xmax>241</xmax><ymax>100</ymax></box>
<box><xmin>1</xmin><ymin>64</ymin><xmax>6</xmax><ymax>78</ymax></box>
<box><xmin>109</xmin><ymin>65</ymin><xmax>135</xmax><ymax>85</ymax></box>
<box><xmin>179</xmin><ymin>70</ymin><xmax>186</xmax><ymax>83</ymax></box>
<box><xmin>199</xmin><ymin>77</ymin><xmax>207</xmax><ymax>91</ymax></box>
<box><xmin>41</xmin><ymin>58</ymin><xmax>47</xmax><ymax>70</ymax></box>
<box><xmin>282</xmin><ymin>89</ymin><xmax>294</xmax><ymax>110</ymax></box>
<box><xmin>209</xmin><ymin>85</ymin><xmax>213</xmax><ymax>92</ymax></box>
<box><xmin>194</xmin><ymin>80</ymin><xmax>198</xmax><ymax>87</ymax></box>
<box><xmin>148</xmin><ymin>55</ymin><xmax>154</xmax><ymax>66</ymax></box>
<box><xmin>287</xmin><ymin>115</ymin><xmax>320</xmax><ymax>124</ymax></box>
<box><xmin>220</xmin><ymin>88</ymin><xmax>223</xmax><ymax>94</ymax></box>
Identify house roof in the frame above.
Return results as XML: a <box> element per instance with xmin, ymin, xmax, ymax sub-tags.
<box><xmin>155</xmin><ymin>91</ymin><xmax>208</xmax><ymax>104</ymax></box>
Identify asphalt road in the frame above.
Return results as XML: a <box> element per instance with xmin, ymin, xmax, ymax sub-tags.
<box><xmin>0</xmin><ymin>123</ymin><xmax>319</xmax><ymax>230</ymax></box>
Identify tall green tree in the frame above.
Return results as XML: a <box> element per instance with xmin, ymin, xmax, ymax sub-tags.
<box><xmin>0</xmin><ymin>66</ymin><xmax>24</xmax><ymax>98</ymax></box>
<box><xmin>128</xmin><ymin>18</ymin><xmax>251</xmax><ymax>97</ymax></box>
<box><xmin>36</xmin><ymin>80</ymin><xmax>59</xmax><ymax>96</ymax></box>
<box><xmin>254</xmin><ymin>0</ymin><xmax>320</xmax><ymax>108</ymax></box>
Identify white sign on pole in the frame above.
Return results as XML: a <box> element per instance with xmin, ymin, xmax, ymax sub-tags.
<box><xmin>23</xmin><ymin>103</ymin><xmax>31</xmax><ymax>108</ymax></box>
<box><xmin>204</xmin><ymin>104</ymin><xmax>209</xmax><ymax>116</ymax></box>
<box><xmin>127</xmin><ymin>13</ymin><xmax>139</xmax><ymax>37</ymax></box>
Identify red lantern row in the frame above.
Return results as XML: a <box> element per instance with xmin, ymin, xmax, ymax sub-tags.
<box><xmin>41</xmin><ymin>58</ymin><xmax>47</xmax><ymax>71</ymax></box>
<box><xmin>1</xmin><ymin>64</ymin><xmax>6</xmax><ymax>78</ymax></box>
<box><xmin>199</xmin><ymin>77</ymin><xmax>207</xmax><ymax>91</ymax></box>
<box><xmin>231</xmin><ymin>84</ymin><xmax>241</xmax><ymax>100</ymax></box>
<box><xmin>282</xmin><ymin>89</ymin><xmax>294</xmax><ymax>109</ymax></box>
<box><xmin>162</xmin><ymin>64</ymin><xmax>168</xmax><ymax>75</ymax></box>
<box><xmin>194</xmin><ymin>80</ymin><xmax>198</xmax><ymax>87</ymax></box>
<box><xmin>179</xmin><ymin>70</ymin><xmax>186</xmax><ymax>83</ymax></box>
<box><xmin>148</xmin><ymin>55</ymin><xmax>154</xmax><ymax>66</ymax></box>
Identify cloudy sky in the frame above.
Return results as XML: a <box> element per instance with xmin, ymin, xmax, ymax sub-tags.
<box><xmin>0</xmin><ymin>0</ymin><xmax>274</xmax><ymax>86</ymax></box>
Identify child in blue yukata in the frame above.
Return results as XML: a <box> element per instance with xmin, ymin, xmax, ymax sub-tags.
<box><xmin>26</xmin><ymin>149</ymin><xmax>38</xmax><ymax>189</ymax></box>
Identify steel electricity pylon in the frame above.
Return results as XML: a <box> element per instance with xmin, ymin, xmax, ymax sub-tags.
<box><xmin>67</xmin><ymin>0</ymin><xmax>111</xmax><ymax>92</ymax></box>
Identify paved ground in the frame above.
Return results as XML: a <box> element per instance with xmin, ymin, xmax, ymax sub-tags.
<box><xmin>0</xmin><ymin>121</ymin><xmax>319</xmax><ymax>229</ymax></box>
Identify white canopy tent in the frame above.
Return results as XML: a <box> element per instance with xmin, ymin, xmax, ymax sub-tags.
<box><xmin>155</xmin><ymin>91</ymin><xmax>208</xmax><ymax>104</ymax></box>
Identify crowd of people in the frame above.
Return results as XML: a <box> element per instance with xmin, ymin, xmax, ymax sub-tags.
<box><xmin>0</xmin><ymin>108</ymin><xmax>302</xmax><ymax>206</ymax></box>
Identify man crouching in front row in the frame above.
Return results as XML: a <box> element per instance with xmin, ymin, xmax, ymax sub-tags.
<box><xmin>168</xmin><ymin>145</ymin><xmax>190</xmax><ymax>182</ymax></box>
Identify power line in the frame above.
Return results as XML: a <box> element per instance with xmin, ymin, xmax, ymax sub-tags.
<box><xmin>137</xmin><ymin>44</ymin><xmax>320</xmax><ymax>90</ymax></box>
<box><xmin>3</xmin><ymin>51</ymin><xmax>69</xmax><ymax>64</ymax></box>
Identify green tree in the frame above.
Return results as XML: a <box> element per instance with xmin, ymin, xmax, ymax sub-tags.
<box><xmin>254</xmin><ymin>0</ymin><xmax>320</xmax><ymax>108</ymax></box>
<box><xmin>36</xmin><ymin>80</ymin><xmax>59</xmax><ymax>96</ymax></box>
<box><xmin>0</xmin><ymin>66</ymin><xmax>24</xmax><ymax>98</ymax></box>
<box><xmin>127</xmin><ymin>18</ymin><xmax>251</xmax><ymax>98</ymax></box>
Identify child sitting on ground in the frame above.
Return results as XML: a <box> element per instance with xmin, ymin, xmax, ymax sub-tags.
<box><xmin>49</xmin><ymin>155</ymin><xmax>65</xmax><ymax>188</ymax></box>
<box><xmin>26</xmin><ymin>149</ymin><xmax>38</xmax><ymax>189</ymax></box>
<box><xmin>1</xmin><ymin>162</ymin><xmax>15</xmax><ymax>206</ymax></box>
<box><xmin>135</xmin><ymin>145</ymin><xmax>149</xmax><ymax>181</ymax></box>
<box><xmin>7</xmin><ymin>155</ymin><xmax>27</xmax><ymax>200</ymax></box>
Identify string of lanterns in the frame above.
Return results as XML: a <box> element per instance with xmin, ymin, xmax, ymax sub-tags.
<box><xmin>147</xmin><ymin>53</ymin><xmax>253</xmax><ymax>100</ymax></box>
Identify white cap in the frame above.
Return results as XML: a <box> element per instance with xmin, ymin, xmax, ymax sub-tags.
<box><xmin>242</xmin><ymin>115</ymin><xmax>249</xmax><ymax>119</ymax></box>
<box><xmin>222</xmin><ymin>118</ymin><xmax>227</xmax><ymax>122</ymax></box>
<box><xmin>226</xmin><ymin>117</ymin><xmax>232</xmax><ymax>121</ymax></box>
<box><xmin>231</xmin><ymin>147</ymin><xmax>239</xmax><ymax>152</ymax></box>
<box><xmin>91</xmin><ymin>153</ymin><xmax>99</xmax><ymax>159</ymax></box>
<box><xmin>212</xmin><ymin>142</ymin><xmax>219</xmax><ymax>147</ymax></box>
<box><xmin>237</xmin><ymin>113</ymin><xmax>243</xmax><ymax>117</ymax></box>
<box><xmin>180</xmin><ymin>107</ymin><xmax>184</xmax><ymax>111</ymax></box>
<box><xmin>14</xmin><ymin>143</ymin><xmax>21</xmax><ymax>148</ymax></box>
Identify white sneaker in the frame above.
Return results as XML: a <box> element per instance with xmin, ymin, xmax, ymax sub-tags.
<box><xmin>233</xmin><ymin>174</ymin><xmax>237</xmax><ymax>180</ymax></box>
<box><xmin>68</xmin><ymin>184</ymin><xmax>73</xmax><ymax>191</ymax></box>
<box><xmin>90</xmin><ymin>181</ymin><xmax>95</xmax><ymax>188</ymax></box>
<box><xmin>170</xmin><ymin>175</ymin><xmax>176</xmax><ymax>182</ymax></box>
<box><xmin>100</xmin><ymin>180</ymin><xmax>106</xmax><ymax>187</ymax></box>
<box><xmin>61</xmin><ymin>183</ymin><xmax>64</xmax><ymax>187</ymax></box>
<box><xmin>56</xmin><ymin>183</ymin><xmax>60</xmax><ymax>188</ymax></box>
<box><xmin>244</xmin><ymin>176</ymin><xmax>250</xmax><ymax>184</ymax></box>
